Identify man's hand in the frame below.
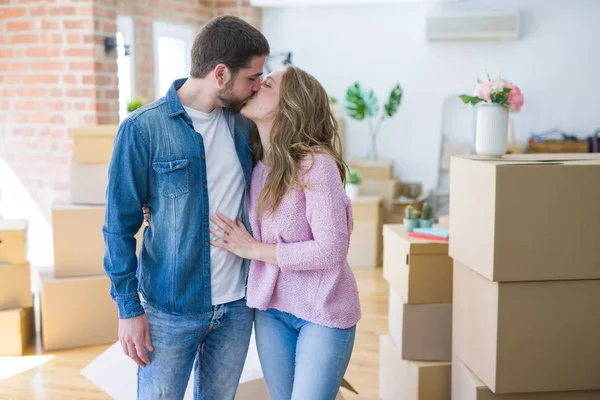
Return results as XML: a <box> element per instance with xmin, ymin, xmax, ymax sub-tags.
<box><xmin>119</xmin><ymin>314</ymin><xmax>153</xmax><ymax>367</ymax></box>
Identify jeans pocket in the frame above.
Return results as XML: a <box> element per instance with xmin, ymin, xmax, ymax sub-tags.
<box><xmin>152</xmin><ymin>158</ymin><xmax>190</xmax><ymax>198</ymax></box>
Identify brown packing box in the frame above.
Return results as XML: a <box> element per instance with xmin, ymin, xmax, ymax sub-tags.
<box><xmin>388</xmin><ymin>288</ymin><xmax>452</xmax><ymax>361</ymax></box>
<box><xmin>40</xmin><ymin>271</ymin><xmax>118</xmax><ymax>351</ymax></box>
<box><xmin>453</xmin><ymin>261</ymin><xmax>600</xmax><ymax>394</ymax></box>
<box><xmin>359</xmin><ymin>179</ymin><xmax>398</xmax><ymax>212</ymax></box>
<box><xmin>71</xmin><ymin>125</ymin><xmax>118</xmax><ymax>164</ymax></box>
<box><xmin>0</xmin><ymin>219</ymin><xmax>28</xmax><ymax>265</ymax></box>
<box><xmin>70</xmin><ymin>162</ymin><xmax>109</xmax><ymax>205</ymax></box>
<box><xmin>383</xmin><ymin>225</ymin><xmax>452</xmax><ymax>304</ymax></box>
<box><xmin>348</xmin><ymin>196</ymin><xmax>383</xmax><ymax>268</ymax></box>
<box><xmin>397</xmin><ymin>182</ymin><xmax>423</xmax><ymax>198</ymax></box>
<box><xmin>349</xmin><ymin>158</ymin><xmax>394</xmax><ymax>180</ymax></box>
<box><xmin>449</xmin><ymin>154</ymin><xmax>600</xmax><ymax>282</ymax></box>
<box><xmin>53</xmin><ymin>204</ymin><xmax>106</xmax><ymax>277</ymax></box>
<box><xmin>380</xmin><ymin>334</ymin><xmax>450</xmax><ymax>400</ymax></box>
<box><xmin>452</xmin><ymin>356</ymin><xmax>600</xmax><ymax>400</ymax></box>
<box><xmin>0</xmin><ymin>263</ymin><xmax>32</xmax><ymax>309</ymax></box>
<box><xmin>0</xmin><ymin>308</ymin><xmax>34</xmax><ymax>356</ymax></box>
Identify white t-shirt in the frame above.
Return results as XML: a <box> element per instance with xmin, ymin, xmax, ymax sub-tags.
<box><xmin>184</xmin><ymin>106</ymin><xmax>246</xmax><ymax>306</ymax></box>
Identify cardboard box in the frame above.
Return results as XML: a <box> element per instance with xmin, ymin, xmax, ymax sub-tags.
<box><xmin>71</xmin><ymin>125</ymin><xmax>118</xmax><ymax>164</ymax></box>
<box><xmin>52</xmin><ymin>204</ymin><xmax>106</xmax><ymax>277</ymax></box>
<box><xmin>380</xmin><ymin>334</ymin><xmax>450</xmax><ymax>400</ymax></box>
<box><xmin>449</xmin><ymin>154</ymin><xmax>600</xmax><ymax>282</ymax></box>
<box><xmin>70</xmin><ymin>162</ymin><xmax>108</xmax><ymax>205</ymax></box>
<box><xmin>388</xmin><ymin>288</ymin><xmax>451</xmax><ymax>361</ymax></box>
<box><xmin>383</xmin><ymin>225</ymin><xmax>452</xmax><ymax>304</ymax></box>
<box><xmin>453</xmin><ymin>261</ymin><xmax>600</xmax><ymax>394</ymax></box>
<box><xmin>40</xmin><ymin>272</ymin><xmax>118</xmax><ymax>350</ymax></box>
<box><xmin>0</xmin><ymin>308</ymin><xmax>34</xmax><ymax>356</ymax></box>
<box><xmin>0</xmin><ymin>219</ymin><xmax>27</xmax><ymax>264</ymax></box>
<box><xmin>359</xmin><ymin>179</ymin><xmax>397</xmax><ymax>212</ymax></box>
<box><xmin>348</xmin><ymin>196</ymin><xmax>383</xmax><ymax>268</ymax></box>
<box><xmin>81</xmin><ymin>335</ymin><xmax>347</xmax><ymax>399</ymax></box>
<box><xmin>397</xmin><ymin>182</ymin><xmax>423</xmax><ymax>198</ymax></box>
<box><xmin>350</xmin><ymin>158</ymin><xmax>394</xmax><ymax>180</ymax></box>
<box><xmin>0</xmin><ymin>263</ymin><xmax>32</xmax><ymax>309</ymax></box>
<box><xmin>437</xmin><ymin>215</ymin><xmax>449</xmax><ymax>227</ymax></box>
<box><xmin>452</xmin><ymin>356</ymin><xmax>600</xmax><ymax>400</ymax></box>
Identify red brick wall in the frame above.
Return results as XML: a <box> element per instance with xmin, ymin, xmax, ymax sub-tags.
<box><xmin>0</xmin><ymin>0</ymin><xmax>261</xmax><ymax>220</ymax></box>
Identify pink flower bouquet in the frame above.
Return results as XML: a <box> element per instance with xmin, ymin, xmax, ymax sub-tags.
<box><xmin>460</xmin><ymin>75</ymin><xmax>524</xmax><ymax>112</ymax></box>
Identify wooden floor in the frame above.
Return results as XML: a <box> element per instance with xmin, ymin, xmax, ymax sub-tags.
<box><xmin>0</xmin><ymin>268</ymin><xmax>389</xmax><ymax>400</ymax></box>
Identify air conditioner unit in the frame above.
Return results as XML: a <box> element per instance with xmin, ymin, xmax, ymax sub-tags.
<box><xmin>426</xmin><ymin>11</ymin><xmax>520</xmax><ymax>41</ymax></box>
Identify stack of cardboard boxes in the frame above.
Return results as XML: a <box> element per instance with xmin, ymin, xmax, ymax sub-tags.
<box><xmin>0</xmin><ymin>219</ymin><xmax>34</xmax><ymax>356</ymax></box>
<box><xmin>40</xmin><ymin>126</ymin><xmax>124</xmax><ymax>351</ymax></box>
<box><xmin>347</xmin><ymin>196</ymin><xmax>384</xmax><ymax>269</ymax></box>
<box><xmin>379</xmin><ymin>224</ymin><xmax>453</xmax><ymax>399</ymax></box>
<box><xmin>449</xmin><ymin>154</ymin><xmax>600</xmax><ymax>399</ymax></box>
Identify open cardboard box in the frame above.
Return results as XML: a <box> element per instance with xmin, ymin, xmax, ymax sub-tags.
<box><xmin>82</xmin><ymin>332</ymin><xmax>349</xmax><ymax>399</ymax></box>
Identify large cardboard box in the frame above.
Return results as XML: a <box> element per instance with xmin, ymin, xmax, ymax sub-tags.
<box><xmin>71</xmin><ymin>125</ymin><xmax>118</xmax><ymax>164</ymax></box>
<box><xmin>52</xmin><ymin>204</ymin><xmax>106</xmax><ymax>277</ymax></box>
<box><xmin>383</xmin><ymin>225</ymin><xmax>452</xmax><ymax>304</ymax></box>
<box><xmin>0</xmin><ymin>219</ymin><xmax>27</xmax><ymax>264</ymax></box>
<box><xmin>350</xmin><ymin>159</ymin><xmax>394</xmax><ymax>180</ymax></box>
<box><xmin>449</xmin><ymin>154</ymin><xmax>600</xmax><ymax>282</ymax></box>
<box><xmin>40</xmin><ymin>272</ymin><xmax>118</xmax><ymax>350</ymax></box>
<box><xmin>359</xmin><ymin>179</ymin><xmax>397</xmax><ymax>212</ymax></box>
<box><xmin>70</xmin><ymin>162</ymin><xmax>108</xmax><ymax>205</ymax></box>
<box><xmin>380</xmin><ymin>334</ymin><xmax>450</xmax><ymax>400</ymax></box>
<box><xmin>452</xmin><ymin>356</ymin><xmax>600</xmax><ymax>400</ymax></box>
<box><xmin>0</xmin><ymin>307</ymin><xmax>34</xmax><ymax>356</ymax></box>
<box><xmin>388</xmin><ymin>288</ymin><xmax>451</xmax><ymax>361</ymax></box>
<box><xmin>0</xmin><ymin>263</ymin><xmax>32</xmax><ymax>309</ymax></box>
<box><xmin>453</xmin><ymin>261</ymin><xmax>600</xmax><ymax>394</ymax></box>
<box><xmin>348</xmin><ymin>196</ymin><xmax>383</xmax><ymax>268</ymax></box>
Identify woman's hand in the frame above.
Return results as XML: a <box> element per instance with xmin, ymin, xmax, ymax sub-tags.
<box><xmin>210</xmin><ymin>212</ymin><xmax>260</xmax><ymax>260</ymax></box>
<box><xmin>142</xmin><ymin>203</ymin><xmax>151</xmax><ymax>227</ymax></box>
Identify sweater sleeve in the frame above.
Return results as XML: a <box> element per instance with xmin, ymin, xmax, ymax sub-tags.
<box><xmin>276</xmin><ymin>154</ymin><xmax>352</xmax><ymax>272</ymax></box>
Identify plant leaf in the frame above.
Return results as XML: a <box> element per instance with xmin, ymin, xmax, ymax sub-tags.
<box><xmin>383</xmin><ymin>83</ymin><xmax>403</xmax><ymax>118</ymax></box>
<box><xmin>459</xmin><ymin>95</ymin><xmax>485</xmax><ymax>106</ymax></box>
<box><xmin>344</xmin><ymin>82</ymin><xmax>379</xmax><ymax>120</ymax></box>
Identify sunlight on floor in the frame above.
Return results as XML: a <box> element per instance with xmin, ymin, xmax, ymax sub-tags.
<box><xmin>0</xmin><ymin>355</ymin><xmax>55</xmax><ymax>381</ymax></box>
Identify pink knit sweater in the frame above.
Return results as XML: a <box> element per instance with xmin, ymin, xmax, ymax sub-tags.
<box><xmin>246</xmin><ymin>153</ymin><xmax>362</xmax><ymax>329</ymax></box>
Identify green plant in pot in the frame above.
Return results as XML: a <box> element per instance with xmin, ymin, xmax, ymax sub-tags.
<box><xmin>419</xmin><ymin>202</ymin><xmax>433</xmax><ymax>228</ymax></box>
<box><xmin>346</xmin><ymin>169</ymin><xmax>362</xmax><ymax>200</ymax></box>
<box><xmin>404</xmin><ymin>205</ymin><xmax>420</xmax><ymax>232</ymax></box>
<box><xmin>344</xmin><ymin>82</ymin><xmax>403</xmax><ymax>161</ymax></box>
<box><xmin>127</xmin><ymin>96</ymin><xmax>146</xmax><ymax>114</ymax></box>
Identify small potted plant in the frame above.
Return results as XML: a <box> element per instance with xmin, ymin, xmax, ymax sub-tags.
<box><xmin>419</xmin><ymin>202</ymin><xmax>433</xmax><ymax>228</ymax></box>
<box><xmin>404</xmin><ymin>205</ymin><xmax>420</xmax><ymax>232</ymax></box>
<box><xmin>127</xmin><ymin>96</ymin><xmax>146</xmax><ymax>114</ymax></box>
<box><xmin>346</xmin><ymin>169</ymin><xmax>362</xmax><ymax>199</ymax></box>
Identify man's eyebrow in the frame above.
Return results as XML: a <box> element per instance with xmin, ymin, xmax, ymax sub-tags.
<box><xmin>251</xmin><ymin>72</ymin><xmax>263</xmax><ymax>77</ymax></box>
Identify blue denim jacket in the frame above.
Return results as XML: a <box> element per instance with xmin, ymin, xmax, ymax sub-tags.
<box><xmin>103</xmin><ymin>78</ymin><xmax>254</xmax><ymax>319</ymax></box>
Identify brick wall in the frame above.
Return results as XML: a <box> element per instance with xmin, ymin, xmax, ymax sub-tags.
<box><xmin>0</xmin><ymin>0</ymin><xmax>260</xmax><ymax>220</ymax></box>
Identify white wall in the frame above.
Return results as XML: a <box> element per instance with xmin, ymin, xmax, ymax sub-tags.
<box><xmin>261</xmin><ymin>0</ymin><xmax>600</xmax><ymax>190</ymax></box>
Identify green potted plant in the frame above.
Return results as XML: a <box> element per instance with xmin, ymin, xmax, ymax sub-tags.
<box><xmin>344</xmin><ymin>82</ymin><xmax>403</xmax><ymax>160</ymax></box>
<box><xmin>404</xmin><ymin>205</ymin><xmax>420</xmax><ymax>232</ymax></box>
<box><xmin>346</xmin><ymin>169</ymin><xmax>362</xmax><ymax>199</ymax></box>
<box><xmin>419</xmin><ymin>202</ymin><xmax>433</xmax><ymax>228</ymax></box>
<box><xmin>127</xmin><ymin>96</ymin><xmax>146</xmax><ymax>114</ymax></box>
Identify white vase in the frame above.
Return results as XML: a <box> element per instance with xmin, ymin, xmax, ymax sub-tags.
<box><xmin>475</xmin><ymin>103</ymin><xmax>509</xmax><ymax>157</ymax></box>
<box><xmin>346</xmin><ymin>184</ymin><xmax>360</xmax><ymax>199</ymax></box>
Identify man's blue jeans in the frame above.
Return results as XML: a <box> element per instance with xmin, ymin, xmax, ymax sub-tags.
<box><xmin>137</xmin><ymin>297</ymin><xmax>253</xmax><ymax>399</ymax></box>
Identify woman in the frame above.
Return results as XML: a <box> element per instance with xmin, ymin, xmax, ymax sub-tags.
<box><xmin>209</xmin><ymin>66</ymin><xmax>361</xmax><ymax>400</ymax></box>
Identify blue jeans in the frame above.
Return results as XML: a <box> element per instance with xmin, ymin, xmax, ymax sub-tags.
<box><xmin>137</xmin><ymin>297</ymin><xmax>253</xmax><ymax>400</ymax></box>
<box><xmin>254</xmin><ymin>308</ymin><xmax>356</xmax><ymax>400</ymax></box>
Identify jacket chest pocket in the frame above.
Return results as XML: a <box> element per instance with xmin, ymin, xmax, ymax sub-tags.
<box><xmin>152</xmin><ymin>159</ymin><xmax>190</xmax><ymax>198</ymax></box>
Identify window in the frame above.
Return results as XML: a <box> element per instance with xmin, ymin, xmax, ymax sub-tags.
<box><xmin>117</xmin><ymin>16</ymin><xmax>135</xmax><ymax>122</ymax></box>
<box><xmin>153</xmin><ymin>22</ymin><xmax>195</xmax><ymax>98</ymax></box>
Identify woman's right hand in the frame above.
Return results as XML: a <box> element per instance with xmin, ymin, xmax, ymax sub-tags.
<box><xmin>142</xmin><ymin>203</ymin><xmax>151</xmax><ymax>226</ymax></box>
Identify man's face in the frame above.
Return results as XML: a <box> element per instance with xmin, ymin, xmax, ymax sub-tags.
<box><xmin>218</xmin><ymin>55</ymin><xmax>266</xmax><ymax>112</ymax></box>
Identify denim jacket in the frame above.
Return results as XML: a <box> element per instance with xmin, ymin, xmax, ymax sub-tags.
<box><xmin>102</xmin><ymin>78</ymin><xmax>254</xmax><ymax>319</ymax></box>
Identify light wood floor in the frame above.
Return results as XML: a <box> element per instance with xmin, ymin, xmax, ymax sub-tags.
<box><xmin>0</xmin><ymin>268</ymin><xmax>389</xmax><ymax>400</ymax></box>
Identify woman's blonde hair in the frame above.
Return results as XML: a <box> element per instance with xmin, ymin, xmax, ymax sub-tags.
<box><xmin>252</xmin><ymin>66</ymin><xmax>348</xmax><ymax>217</ymax></box>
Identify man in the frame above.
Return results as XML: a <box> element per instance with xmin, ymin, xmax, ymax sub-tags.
<box><xmin>102</xmin><ymin>15</ymin><xmax>269</xmax><ymax>399</ymax></box>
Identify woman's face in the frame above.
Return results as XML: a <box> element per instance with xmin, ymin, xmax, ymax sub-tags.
<box><xmin>240</xmin><ymin>69</ymin><xmax>284</xmax><ymax>123</ymax></box>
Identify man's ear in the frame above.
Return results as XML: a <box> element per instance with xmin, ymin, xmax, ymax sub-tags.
<box><xmin>214</xmin><ymin>64</ymin><xmax>230</xmax><ymax>88</ymax></box>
